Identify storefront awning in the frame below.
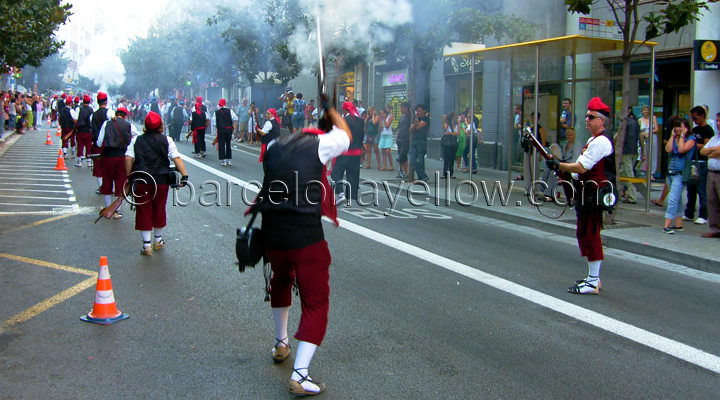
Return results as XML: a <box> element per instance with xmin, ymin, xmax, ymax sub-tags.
<box><xmin>442</xmin><ymin>35</ymin><xmax>657</xmax><ymax>61</ymax></box>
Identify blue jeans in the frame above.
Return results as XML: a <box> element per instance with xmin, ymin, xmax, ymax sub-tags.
<box><xmin>409</xmin><ymin>141</ymin><xmax>428</xmax><ymax>180</ymax></box>
<box><xmin>462</xmin><ymin>135</ymin><xmax>477</xmax><ymax>171</ymax></box>
<box><xmin>685</xmin><ymin>161</ymin><xmax>708</xmax><ymax>219</ymax></box>
<box><xmin>665</xmin><ymin>173</ymin><xmax>685</xmax><ymax>220</ymax></box>
<box><xmin>291</xmin><ymin>114</ymin><xmax>305</xmax><ymax>131</ymax></box>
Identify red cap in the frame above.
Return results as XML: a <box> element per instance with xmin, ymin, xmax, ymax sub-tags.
<box><xmin>65</xmin><ymin>96</ymin><xmax>72</xmax><ymax>105</ymax></box>
<box><xmin>145</xmin><ymin>111</ymin><xmax>162</xmax><ymax>130</ymax></box>
<box><xmin>73</xmin><ymin>96</ymin><xmax>80</xmax><ymax>103</ymax></box>
<box><xmin>196</xmin><ymin>96</ymin><xmax>203</xmax><ymax>103</ymax></box>
<box><xmin>218</xmin><ymin>98</ymin><xmax>226</xmax><ymax>107</ymax></box>
<box><xmin>342</xmin><ymin>101</ymin><xmax>359</xmax><ymax>117</ymax></box>
<box><xmin>587</xmin><ymin>97</ymin><xmax>610</xmax><ymax>117</ymax></box>
<box><xmin>97</xmin><ymin>92</ymin><xmax>107</xmax><ymax>101</ymax></box>
<box><xmin>53</xmin><ymin>94</ymin><xmax>58</xmax><ymax>99</ymax></box>
<box><xmin>82</xmin><ymin>94</ymin><xmax>91</xmax><ymax>104</ymax></box>
<box><xmin>116</xmin><ymin>107</ymin><xmax>129</xmax><ymax>116</ymax></box>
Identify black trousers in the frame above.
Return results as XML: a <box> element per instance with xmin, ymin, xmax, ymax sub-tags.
<box><xmin>442</xmin><ymin>144</ymin><xmax>458</xmax><ymax>177</ymax></box>
<box><xmin>331</xmin><ymin>155</ymin><xmax>361</xmax><ymax>200</ymax></box>
<box><xmin>218</xmin><ymin>127</ymin><xmax>233</xmax><ymax>160</ymax></box>
<box><xmin>194</xmin><ymin>129</ymin><xmax>206</xmax><ymax>154</ymax></box>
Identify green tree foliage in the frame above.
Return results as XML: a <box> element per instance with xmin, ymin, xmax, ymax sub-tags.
<box><xmin>15</xmin><ymin>53</ymin><xmax>69</xmax><ymax>92</ymax></box>
<box><xmin>563</xmin><ymin>0</ymin><xmax>713</xmax><ymax>164</ymax></box>
<box><xmin>0</xmin><ymin>0</ymin><xmax>72</xmax><ymax>73</ymax></box>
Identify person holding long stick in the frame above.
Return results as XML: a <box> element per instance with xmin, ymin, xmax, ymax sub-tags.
<box><xmin>546</xmin><ymin>97</ymin><xmax>615</xmax><ymax>294</ymax></box>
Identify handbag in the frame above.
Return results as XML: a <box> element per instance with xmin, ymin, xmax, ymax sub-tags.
<box><xmin>440</xmin><ymin>133</ymin><xmax>457</xmax><ymax>146</ymax></box>
<box><xmin>236</xmin><ymin>210</ymin><xmax>263</xmax><ymax>272</ymax></box>
<box><xmin>682</xmin><ymin>145</ymin><xmax>700</xmax><ymax>185</ymax></box>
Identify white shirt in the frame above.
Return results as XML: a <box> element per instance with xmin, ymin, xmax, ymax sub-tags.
<box><xmin>572</xmin><ymin>133</ymin><xmax>613</xmax><ymax>180</ymax></box>
<box><xmin>265</xmin><ymin>126</ymin><xmax>350</xmax><ymax>165</ymax></box>
<box><xmin>705</xmin><ymin>134</ymin><xmax>720</xmax><ymax>171</ymax></box>
<box><xmin>219</xmin><ymin>106</ymin><xmax>238</xmax><ymax>121</ymax></box>
<box><xmin>260</xmin><ymin>119</ymin><xmax>274</xmax><ymax>134</ymax></box>
<box><xmin>125</xmin><ymin>135</ymin><xmax>180</xmax><ymax>160</ymax></box>
<box><xmin>95</xmin><ymin>117</ymin><xmax>140</xmax><ymax>147</ymax></box>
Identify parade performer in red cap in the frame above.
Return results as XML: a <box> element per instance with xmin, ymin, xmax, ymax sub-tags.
<box><xmin>255</xmin><ymin>108</ymin><xmax>282</xmax><ymax>162</ymax></box>
<box><xmin>248</xmin><ymin>104</ymin><xmax>350</xmax><ymax>396</ymax></box>
<box><xmin>96</xmin><ymin>106</ymin><xmax>140</xmax><ymax>218</ymax></box>
<box><xmin>125</xmin><ymin>111</ymin><xmax>188</xmax><ymax>256</ymax></box>
<box><xmin>546</xmin><ymin>97</ymin><xmax>615</xmax><ymax>294</ymax></box>
<box><xmin>190</xmin><ymin>99</ymin><xmax>209</xmax><ymax>158</ymax></box>
<box><xmin>331</xmin><ymin>101</ymin><xmax>365</xmax><ymax>205</ymax></box>
<box><xmin>74</xmin><ymin>94</ymin><xmax>95</xmax><ymax>167</ymax></box>
<box><xmin>58</xmin><ymin>95</ymin><xmax>78</xmax><ymax>159</ymax></box>
<box><xmin>213</xmin><ymin>98</ymin><xmax>238</xmax><ymax>166</ymax></box>
<box><xmin>90</xmin><ymin>92</ymin><xmax>112</xmax><ymax>193</ymax></box>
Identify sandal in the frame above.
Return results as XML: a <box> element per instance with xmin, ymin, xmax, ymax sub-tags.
<box><xmin>272</xmin><ymin>338</ymin><xmax>290</xmax><ymax>364</ymax></box>
<box><xmin>568</xmin><ymin>279</ymin><xmax>599</xmax><ymax>295</ymax></box>
<box><xmin>289</xmin><ymin>368</ymin><xmax>326</xmax><ymax>396</ymax></box>
<box><xmin>574</xmin><ymin>278</ymin><xmax>602</xmax><ymax>291</ymax></box>
<box><xmin>650</xmin><ymin>199</ymin><xmax>664</xmax><ymax>207</ymax></box>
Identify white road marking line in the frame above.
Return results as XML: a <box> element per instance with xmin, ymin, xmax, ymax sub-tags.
<box><xmin>0</xmin><ymin>177</ymin><xmax>67</xmax><ymax>182</ymax></box>
<box><xmin>0</xmin><ymin>183</ymin><xmax>68</xmax><ymax>187</ymax></box>
<box><xmin>0</xmin><ymin>188</ymin><xmax>69</xmax><ymax>193</ymax></box>
<box><xmin>184</xmin><ymin>156</ymin><xmax>720</xmax><ymax>376</ymax></box>
<box><xmin>0</xmin><ymin>172</ymin><xmax>69</xmax><ymax>177</ymax></box>
<box><xmin>0</xmin><ymin>203</ymin><xmax>74</xmax><ymax>207</ymax></box>
<box><xmin>0</xmin><ymin>169</ymin><xmax>65</xmax><ymax>173</ymax></box>
<box><xmin>0</xmin><ymin>195</ymin><xmax>72</xmax><ymax>201</ymax></box>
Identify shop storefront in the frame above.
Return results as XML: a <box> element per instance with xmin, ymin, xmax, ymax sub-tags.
<box><xmin>381</xmin><ymin>69</ymin><xmax>407</xmax><ymax>130</ymax></box>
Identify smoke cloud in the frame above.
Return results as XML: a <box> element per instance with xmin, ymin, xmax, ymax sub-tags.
<box><xmin>289</xmin><ymin>0</ymin><xmax>413</xmax><ymax>70</ymax></box>
<box><xmin>78</xmin><ymin>33</ymin><xmax>126</xmax><ymax>90</ymax></box>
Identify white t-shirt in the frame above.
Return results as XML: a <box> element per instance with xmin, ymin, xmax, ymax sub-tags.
<box><xmin>266</xmin><ymin>126</ymin><xmax>350</xmax><ymax>165</ymax></box>
<box><xmin>704</xmin><ymin>134</ymin><xmax>720</xmax><ymax>171</ymax></box>
<box><xmin>95</xmin><ymin>116</ymin><xmax>139</xmax><ymax>148</ymax></box>
<box><xmin>125</xmin><ymin>134</ymin><xmax>180</xmax><ymax>159</ymax></box>
<box><xmin>572</xmin><ymin>133</ymin><xmax>613</xmax><ymax>180</ymax></box>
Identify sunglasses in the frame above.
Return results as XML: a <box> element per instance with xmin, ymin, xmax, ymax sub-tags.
<box><xmin>586</xmin><ymin>114</ymin><xmax>600</xmax><ymax>120</ymax></box>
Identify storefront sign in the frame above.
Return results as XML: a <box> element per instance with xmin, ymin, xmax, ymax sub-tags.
<box><xmin>694</xmin><ymin>40</ymin><xmax>720</xmax><ymax>71</ymax></box>
<box><xmin>382</xmin><ymin>70</ymin><xmax>406</xmax><ymax>87</ymax></box>
<box><xmin>443</xmin><ymin>55</ymin><xmax>482</xmax><ymax>76</ymax></box>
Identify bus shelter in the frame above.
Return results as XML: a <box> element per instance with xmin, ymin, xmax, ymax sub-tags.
<box><xmin>443</xmin><ymin>35</ymin><xmax>658</xmax><ymax>211</ymax></box>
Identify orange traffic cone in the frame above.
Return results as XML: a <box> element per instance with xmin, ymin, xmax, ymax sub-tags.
<box><xmin>44</xmin><ymin>130</ymin><xmax>53</xmax><ymax>145</ymax></box>
<box><xmin>80</xmin><ymin>256</ymin><xmax>129</xmax><ymax>325</ymax></box>
<box><xmin>54</xmin><ymin>148</ymin><xmax>68</xmax><ymax>171</ymax></box>
<box><xmin>56</xmin><ymin>125</ymin><xmax>61</xmax><ymax>136</ymax></box>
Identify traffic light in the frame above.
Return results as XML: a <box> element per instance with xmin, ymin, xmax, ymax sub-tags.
<box><xmin>186</xmin><ymin>80</ymin><xmax>191</xmax><ymax>86</ymax></box>
<box><xmin>14</xmin><ymin>68</ymin><xmax>22</xmax><ymax>78</ymax></box>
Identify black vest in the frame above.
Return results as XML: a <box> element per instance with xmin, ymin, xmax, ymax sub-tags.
<box><xmin>346</xmin><ymin>114</ymin><xmax>365</xmax><ymax>150</ymax></box>
<box><xmin>77</xmin><ymin>105</ymin><xmax>93</xmax><ymax>133</ymax></box>
<box><xmin>102</xmin><ymin>118</ymin><xmax>132</xmax><ymax>157</ymax></box>
<box><xmin>91</xmin><ymin>108</ymin><xmax>109</xmax><ymax>142</ymax></box>
<box><xmin>133</xmin><ymin>133</ymin><xmax>170</xmax><ymax>185</ymax></box>
<box><xmin>262</xmin><ymin>119</ymin><xmax>281</xmax><ymax>144</ymax></box>
<box><xmin>260</xmin><ymin>134</ymin><xmax>324</xmax><ymax>249</ymax></box>
<box><xmin>215</xmin><ymin>108</ymin><xmax>233</xmax><ymax>130</ymax></box>
<box><xmin>191</xmin><ymin>111</ymin><xmax>206</xmax><ymax>131</ymax></box>
<box><xmin>59</xmin><ymin>107</ymin><xmax>74</xmax><ymax>129</ymax></box>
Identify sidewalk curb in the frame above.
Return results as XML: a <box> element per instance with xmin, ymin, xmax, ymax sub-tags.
<box><xmin>381</xmin><ymin>180</ymin><xmax>720</xmax><ymax>275</ymax></box>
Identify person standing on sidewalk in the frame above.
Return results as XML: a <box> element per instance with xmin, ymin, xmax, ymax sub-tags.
<box><xmin>254</xmin><ymin>105</ymin><xmax>350</xmax><ymax>396</ymax></box>
<box><xmin>213</xmin><ymin>98</ymin><xmax>237</xmax><ymax>166</ymax></box>
<box><xmin>409</xmin><ymin>104</ymin><xmax>430</xmax><ymax>182</ymax></box>
<box><xmin>378</xmin><ymin>107</ymin><xmax>395</xmax><ymax>172</ymax></box>
<box><xmin>618</xmin><ymin>107</ymin><xmax>642</xmax><ymax>203</ymax></box>
<box><xmin>441</xmin><ymin>112</ymin><xmax>460</xmax><ymax>179</ymax></box>
<box><xmin>699</xmin><ymin>111</ymin><xmax>720</xmax><ymax>239</ymax></box>
<box><xmin>236</xmin><ymin>98</ymin><xmax>249</xmax><ymax>142</ymax></box>
<box><xmin>396</xmin><ymin>103</ymin><xmax>410</xmax><ymax>178</ymax></box>
<box><xmin>125</xmin><ymin>111</ymin><xmax>188</xmax><ymax>256</ymax></box>
<box><xmin>662</xmin><ymin>116</ymin><xmax>696</xmax><ymax>233</ymax></box>
<box><xmin>546</xmin><ymin>97</ymin><xmax>614</xmax><ymax>295</ymax></box>
<box><xmin>684</xmin><ymin>105</ymin><xmax>715</xmax><ymax>225</ymax></box>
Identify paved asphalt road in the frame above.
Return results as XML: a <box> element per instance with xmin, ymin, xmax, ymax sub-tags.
<box><xmin>1</xmin><ymin>129</ymin><xmax>719</xmax><ymax>399</ymax></box>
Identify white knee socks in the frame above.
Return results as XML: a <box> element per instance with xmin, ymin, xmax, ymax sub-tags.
<box><xmin>273</xmin><ymin>307</ymin><xmax>290</xmax><ymax>345</ymax></box>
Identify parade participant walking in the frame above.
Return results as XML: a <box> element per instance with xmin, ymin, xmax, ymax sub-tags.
<box><xmin>168</xmin><ymin>98</ymin><xmax>184</xmax><ymax>142</ymax></box>
<box><xmin>546</xmin><ymin>97</ymin><xmax>615</xmax><ymax>295</ymax></box>
<box><xmin>125</xmin><ymin>111</ymin><xmax>188</xmax><ymax>256</ymax></box>
<box><xmin>213</xmin><ymin>98</ymin><xmax>238</xmax><ymax>166</ymax></box>
<box><xmin>91</xmin><ymin>92</ymin><xmax>113</xmax><ymax>194</ymax></box>
<box><xmin>75</xmin><ymin>94</ymin><xmax>94</xmax><ymax>167</ymax></box>
<box><xmin>58</xmin><ymin>96</ymin><xmax>78</xmax><ymax>159</ymax></box>
<box><xmin>332</xmin><ymin>101</ymin><xmax>365</xmax><ymax>205</ymax></box>
<box><xmin>252</xmin><ymin>104</ymin><xmax>350</xmax><ymax>396</ymax></box>
<box><xmin>255</xmin><ymin>108</ymin><xmax>281</xmax><ymax>162</ymax></box>
<box><xmin>96</xmin><ymin>107</ymin><xmax>140</xmax><ymax>219</ymax></box>
<box><xmin>190</xmin><ymin>99</ymin><xmax>209</xmax><ymax>158</ymax></box>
